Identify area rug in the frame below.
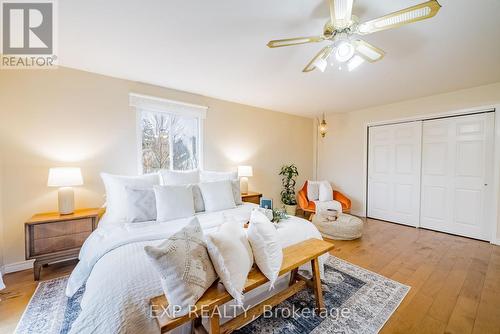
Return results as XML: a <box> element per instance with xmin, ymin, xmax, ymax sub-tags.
<box><xmin>15</xmin><ymin>256</ymin><xmax>409</xmax><ymax>334</ymax></box>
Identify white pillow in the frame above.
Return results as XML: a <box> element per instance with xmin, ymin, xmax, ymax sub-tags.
<box><xmin>206</xmin><ymin>218</ymin><xmax>253</xmax><ymax>305</ymax></box>
<box><xmin>154</xmin><ymin>185</ymin><xmax>195</xmax><ymax>222</ymax></box>
<box><xmin>199</xmin><ymin>181</ymin><xmax>236</xmax><ymax>212</ymax></box>
<box><xmin>248</xmin><ymin>210</ymin><xmax>283</xmax><ymax>287</ymax></box>
<box><xmin>319</xmin><ymin>181</ymin><xmax>334</xmax><ymax>202</ymax></box>
<box><xmin>200</xmin><ymin>170</ymin><xmax>238</xmax><ymax>182</ymax></box>
<box><xmin>307</xmin><ymin>181</ymin><xmax>320</xmax><ymax>201</ymax></box>
<box><xmin>124</xmin><ymin>187</ymin><xmax>157</xmax><ymax>223</ymax></box>
<box><xmin>231</xmin><ymin>180</ymin><xmax>243</xmax><ymax>205</ymax></box>
<box><xmin>160</xmin><ymin>169</ymin><xmax>200</xmax><ymax>185</ymax></box>
<box><xmin>144</xmin><ymin>217</ymin><xmax>217</xmax><ymax>317</ymax></box>
<box><xmin>101</xmin><ymin>173</ymin><xmax>160</xmax><ymax>223</ymax></box>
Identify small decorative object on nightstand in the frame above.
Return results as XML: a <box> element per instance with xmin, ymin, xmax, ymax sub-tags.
<box><xmin>25</xmin><ymin>208</ymin><xmax>101</xmax><ymax>280</ymax></box>
<box><xmin>241</xmin><ymin>191</ymin><xmax>262</xmax><ymax>205</ymax></box>
<box><xmin>238</xmin><ymin>165</ymin><xmax>253</xmax><ymax>194</ymax></box>
<box><xmin>260</xmin><ymin>197</ymin><xmax>273</xmax><ymax>209</ymax></box>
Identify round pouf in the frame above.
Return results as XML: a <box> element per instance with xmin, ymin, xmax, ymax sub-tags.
<box><xmin>312</xmin><ymin>213</ymin><xmax>363</xmax><ymax>240</ymax></box>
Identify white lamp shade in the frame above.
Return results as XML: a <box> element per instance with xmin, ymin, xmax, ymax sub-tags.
<box><xmin>238</xmin><ymin>165</ymin><xmax>253</xmax><ymax>177</ymax></box>
<box><xmin>47</xmin><ymin>168</ymin><xmax>83</xmax><ymax>187</ymax></box>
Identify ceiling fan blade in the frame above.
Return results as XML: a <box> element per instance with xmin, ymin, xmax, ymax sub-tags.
<box><xmin>303</xmin><ymin>46</ymin><xmax>334</xmax><ymax>73</ymax></box>
<box><xmin>328</xmin><ymin>0</ymin><xmax>354</xmax><ymax>29</ymax></box>
<box><xmin>353</xmin><ymin>40</ymin><xmax>385</xmax><ymax>63</ymax></box>
<box><xmin>357</xmin><ymin>0</ymin><xmax>441</xmax><ymax>35</ymax></box>
<box><xmin>267</xmin><ymin>36</ymin><xmax>324</xmax><ymax>48</ymax></box>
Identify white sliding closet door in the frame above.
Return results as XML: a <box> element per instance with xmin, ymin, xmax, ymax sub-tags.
<box><xmin>420</xmin><ymin>113</ymin><xmax>494</xmax><ymax>240</ymax></box>
<box><xmin>367</xmin><ymin>121</ymin><xmax>422</xmax><ymax>226</ymax></box>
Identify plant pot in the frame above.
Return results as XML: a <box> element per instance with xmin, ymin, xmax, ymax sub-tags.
<box><xmin>284</xmin><ymin>204</ymin><xmax>297</xmax><ymax>216</ymax></box>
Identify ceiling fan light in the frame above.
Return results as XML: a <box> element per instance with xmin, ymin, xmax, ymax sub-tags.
<box><xmin>335</xmin><ymin>42</ymin><xmax>355</xmax><ymax>63</ymax></box>
<box><xmin>347</xmin><ymin>55</ymin><xmax>365</xmax><ymax>71</ymax></box>
<box><xmin>314</xmin><ymin>58</ymin><xmax>328</xmax><ymax>72</ymax></box>
<box><xmin>356</xmin><ymin>43</ymin><xmax>382</xmax><ymax>61</ymax></box>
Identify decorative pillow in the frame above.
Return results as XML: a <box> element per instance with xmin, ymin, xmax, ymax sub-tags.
<box><xmin>199</xmin><ymin>180</ymin><xmax>236</xmax><ymax>212</ymax></box>
<box><xmin>248</xmin><ymin>210</ymin><xmax>283</xmax><ymax>287</ymax></box>
<box><xmin>205</xmin><ymin>219</ymin><xmax>253</xmax><ymax>305</ymax></box>
<box><xmin>200</xmin><ymin>170</ymin><xmax>238</xmax><ymax>182</ymax></box>
<box><xmin>144</xmin><ymin>218</ymin><xmax>217</xmax><ymax>317</ymax></box>
<box><xmin>160</xmin><ymin>169</ymin><xmax>200</xmax><ymax>185</ymax></box>
<box><xmin>124</xmin><ymin>187</ymin><xmax>157</xmax><ymax>223</ymax></box>
<box><xmin>319</xmin><ymin>181</ymin><xmax>334</xmax><ymax>202</ymax></box>
<box><xmin>307</xmin><ymin>181</ymin><xmax>320</xmax><ymax>201</ymax></box>
<box><xmin>191</xmin><ymin>184</ymin><xmax>205</xmax><ymax>213</ymax></box>
<box><xmin>154</xmin><ymin>185</ymin><xmax>195</xmax><ymax>222</ymax></box>
<box><xmin>231</xmin><ymin>180</ymin><xmax>243</xmax><ymax>205</ymax></box>
<box><xmin>101</xmin><ymin>173</ymin><xmax>160</xmax><ymax>223</ymax></box>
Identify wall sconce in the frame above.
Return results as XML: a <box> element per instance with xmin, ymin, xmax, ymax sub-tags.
<box><xmin>318</xmin><ymin>114</ymin><xmax>328</xmax><ymax>138</ymax></box>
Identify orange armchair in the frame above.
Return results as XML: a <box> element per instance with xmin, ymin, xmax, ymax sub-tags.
<box><xmin>298</xmin><ymin>181</ymin><xmax>351</xmax><ymax>215</ymax></box>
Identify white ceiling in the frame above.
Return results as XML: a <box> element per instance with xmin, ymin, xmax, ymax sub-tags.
<box><xmin>59</xmin><ymin>0</ymin><xmax>500</xmax><ymax>117</ymax></box>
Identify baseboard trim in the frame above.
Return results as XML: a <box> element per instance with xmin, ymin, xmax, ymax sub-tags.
<box><xmin>2</xmin><ymin>260</ymin><xmax>34</xmax><ymax>274</ymax></box>
<box><xmin>350</xmin><ymin>210</ymin><xmax>366</xmax><ymax>217</ymax></box>
<box><xmin>491</xmin><ymin>238</ymin><xmax>500</xmax><ymax>246</ymax></box>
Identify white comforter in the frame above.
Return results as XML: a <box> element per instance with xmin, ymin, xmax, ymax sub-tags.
<box><xmin>67</xmin><ymin>203</ymin><xmax>324</xmax><ymax>334</ymax></box>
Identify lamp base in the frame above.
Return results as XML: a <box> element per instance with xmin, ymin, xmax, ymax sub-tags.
<box><xmin>58</xmin><ymin>187</ymin><xmax>75</xmax><ymax>215</ymax></box>
<box><xmin>240</xmin><ymin>177</ymin><xmax>249</xmax><ymax>195</ymax></box>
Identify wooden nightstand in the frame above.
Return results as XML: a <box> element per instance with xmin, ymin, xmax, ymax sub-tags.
<box><xmin>241</xmin><ymin>192</ymin><xmax>262</xmax><ymax>205</ymax></box>
<box><xmin>25</xmin><ymin>208</ymin><xmax>101</xmax><ymax>280</ymax></box>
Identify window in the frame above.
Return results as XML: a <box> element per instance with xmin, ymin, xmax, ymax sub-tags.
<box><xmin>130</xmin><ymin>94</ymin><xmax>206</xmax><ymax>174</ymax></box>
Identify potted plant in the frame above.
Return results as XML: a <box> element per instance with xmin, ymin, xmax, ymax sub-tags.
<box><xmin>279</xmin><ymin>164</ymin><xmax>299</xmax><ymax>215</ymax></box>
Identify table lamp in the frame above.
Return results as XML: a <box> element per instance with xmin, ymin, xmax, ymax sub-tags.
<box><xmin>47</xmin><ymin>167</ymin><xmax>83</xmax><ymax>215</ymax></box>
<box><xmin>238</xmin><ymin>165</ymin><xmax>253</xmax><ymax>194</ymax></box>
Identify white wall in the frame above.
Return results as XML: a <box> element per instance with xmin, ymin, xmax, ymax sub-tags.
<box><xmin>318</xmin><ymin>82</ymin><xmax>500</xmax><ymax>240</ymax></box>
<box><xmin>0</xmin><ymin>153</ymin><xmax>4</xmax><ymax>273</ymax></box>
<box><xmin>0</xmin><ymin>67</ymin><xmax>314</xmax><ymax>266</ymax></box>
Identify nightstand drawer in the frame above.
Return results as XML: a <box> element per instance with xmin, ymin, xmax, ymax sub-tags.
<box><xmin>33</xmin><ymin>218</ymin><xmax>93</xmax><ymax>239</ymax></box>
<box><xmin>33</xmin><ymin>231</ymin><xmax>90</xmax><ymax>255</ymax></box>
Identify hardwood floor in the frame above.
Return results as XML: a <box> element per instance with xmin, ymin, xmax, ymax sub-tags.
<box><xmin>332</xmin><ymin>219</ymin><xmax>500</xmax><ymax>334</ymax></box>
<box><xmin>0</xmin><ymin>259</ymin><xmax>77</xmax><ymax>333</ymax></box>
<box><xmin>1</xmin><ymin>218</ymin><xmax>499</xmax><ymax>334</ymax></box>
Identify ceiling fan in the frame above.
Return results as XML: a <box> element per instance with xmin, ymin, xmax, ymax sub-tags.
<box><xmin>267</xmin><ymin>0</ymin><xmax>441</xmax><ymax>73</ymax></box>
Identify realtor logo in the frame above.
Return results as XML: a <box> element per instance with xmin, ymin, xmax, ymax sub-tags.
<box><xmin>1</xmin><ymin>0</ymin><xmax>57</xmax><ymax>68</ymax></box>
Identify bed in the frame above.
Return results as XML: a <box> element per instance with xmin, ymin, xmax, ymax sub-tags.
<box><xmin>65</xmin><ymin>202</ymin><xmax>325</xmax><ymax>334</ymax></box>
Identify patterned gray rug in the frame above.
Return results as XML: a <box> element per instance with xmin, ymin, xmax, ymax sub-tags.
<box><xmin>15</xmin><ymin>256</ymin><xmax>409</xmax><ymax>334</ymax></box>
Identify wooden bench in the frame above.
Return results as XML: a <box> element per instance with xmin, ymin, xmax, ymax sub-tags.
<box><xmin>150</xmin><ymin>238</ymin><xmax>334</xmax><ymax>334</ymax></box>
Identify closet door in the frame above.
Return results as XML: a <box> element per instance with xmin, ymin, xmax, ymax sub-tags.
<box><xmin>367</xmin><ymin>121</ymin><xmax>422</xmax><ymax>226</ymax></box>
<box><xmin>420</xmin><ymin>113</ymin><xmax>494</xmax><ymax>240</ymax></box>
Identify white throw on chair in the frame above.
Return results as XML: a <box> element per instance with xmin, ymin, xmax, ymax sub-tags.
<box><xmin>311</xmin><ymin>180</ymin><xmax>343</xmax><ymax>214</ymax></box>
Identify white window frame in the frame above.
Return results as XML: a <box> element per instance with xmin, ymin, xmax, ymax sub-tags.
<box><xmin>130</xmin><ymin>93</ymin><xmax>207</xmax><ymax>174</ymax></box>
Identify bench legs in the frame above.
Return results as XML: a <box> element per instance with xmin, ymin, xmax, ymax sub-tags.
<box><xmin>311</xmin><ymin>258</ymin><xmax>325</xmax><ymax>312</ymax></box>
<box><xmin>289</xmin><ymin>268</ymin><xmax>298</xmax><ymax>286</ymax></box>
<box><xmin>194</xmin><ymin>258</ymin><xmax>324</xmax><ymax>334</ymax></box>
<box><xmin>209</xmin><ymin>313</ymin><xmax>220</xmax><ymax>334</ymax></box>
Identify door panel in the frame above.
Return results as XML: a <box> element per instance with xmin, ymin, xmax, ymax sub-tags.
<box><xmin>455</xmin><ymin>141</ymin><xmax>482</xmax><ymax>176</ymax></box>
<box><xmin>420</xmin><ymin>113</ymin><xmax>494</xmax><ymax>240</ymax></box>
<box><xmin>367</xmin><ymin>121</ymin><xmax>422</xmax><ymax>226</ymax></box>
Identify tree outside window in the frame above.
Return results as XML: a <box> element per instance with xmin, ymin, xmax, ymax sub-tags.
<box><xmin>141</xmin><ymin>110</ymin><xmax>199</xmax><ymax>173</ymax></box>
